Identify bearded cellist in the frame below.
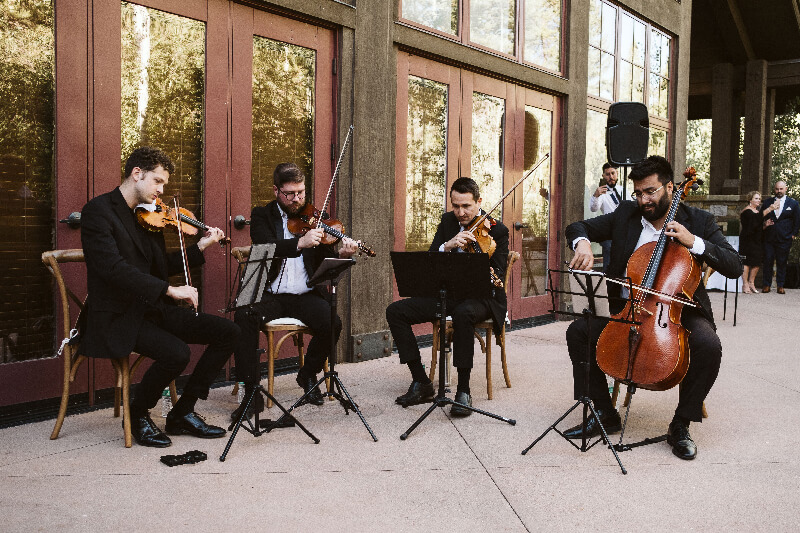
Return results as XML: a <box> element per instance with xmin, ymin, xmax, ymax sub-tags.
<box><xmin>563</xmin><ymin>156</ymin><xmax>742</xmax><ymax>460</ymax></box>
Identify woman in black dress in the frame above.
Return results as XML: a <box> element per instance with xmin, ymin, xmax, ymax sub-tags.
<box><xmin>739</xmin><ymin>191</ymin><xmax>764</xmax><ymax>293</ymax></box>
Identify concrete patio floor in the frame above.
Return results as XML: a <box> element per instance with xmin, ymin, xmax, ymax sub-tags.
<box><xmin>1</xmin><ymin>289</ymin><xmax>797</xmax><ymax>532</ymax></box>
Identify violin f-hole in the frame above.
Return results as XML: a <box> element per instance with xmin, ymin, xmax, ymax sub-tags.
<box><xmin>656</xmin><ymin>302</ymin><xmax>669</xmax><ymax>328</ymax></box>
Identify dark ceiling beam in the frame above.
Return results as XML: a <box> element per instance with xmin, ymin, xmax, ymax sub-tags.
<box><xmin>792</xmin><ymin>0</ymin><xmax>800</xmax><ymax>36</ymax></box>
<box><xmin>709</xmin><ymin>0</ymin><xmax>755</xmax><ymax>63</ymax></box>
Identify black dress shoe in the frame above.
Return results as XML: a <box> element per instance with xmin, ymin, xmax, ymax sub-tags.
<box><xmin>395</xmin><ymin>380</ymin><xmax>435</xmax><ymax>407</ymax></box>
<box><xmin>296</xmin><ymin>374</ymin><xmax>325</xmax><ymax>406</ymax></box>
<box><xmin>667</xmin><ymin>420</ymin><xmax>697</xmax><ymax>460</ymax></box>
<box><xmin>230</xmin><ymin>391</ymin><xmax>265</xmax><ymax>421</ymax></box>
<box><xmin>450</xmin><ymin>391</ymin><xmax>473</xmax><ymax>417</ymax></box>
<box><xmin>165</xmin><ymin>411</ymin><xmax>226</xmax><ymax>439</ymax></box>
<box><xmin>130</xmin><ymin>413</ymin><xmax>172</xmax><ymax>448</ymax></box>
<box><xmin>562</xmin><ymin>407</ymin><xmax>622</xmax><ymax>439</ymax></box>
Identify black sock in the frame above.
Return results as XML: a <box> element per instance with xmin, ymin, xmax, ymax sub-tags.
<box><xmin>129</xmin><ymin>401</ymin><xmax>148</xmax><ymax>419</ymax></box>
<box><xmin>672</xmin><ymin>414</ymin><xmax>690</xmax><ymax>427</ymax></box>
<box><xmin>407</xmin><ymin>359</ymin><xmax>430</xmax><ymax>383</ymax></box>
<box><xmin>172</xmin><ymin>393</ymin><xmax>197</xmax><ymax>416</ymax></box>
<box><xmin>456</xmin><ymin>367</ymin><xmax>471</xmax><ymax>395</ymax></box>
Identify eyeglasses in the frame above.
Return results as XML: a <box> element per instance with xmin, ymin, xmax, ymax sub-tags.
<box><xmin>278</xmin><ymin>189</ymin><xmax>306</xmax><ymax>201</ymax></box>
<box><xmin>631</xmin><ymin>184</ymin><xmax>665</xmax><ymax>200</ymax></box>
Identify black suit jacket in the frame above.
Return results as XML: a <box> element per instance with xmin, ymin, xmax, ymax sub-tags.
<box><xmin>79</xmin><ymin>188</ymin><xmax>204</xmax><ymax>359</ymax></box>
<box><xmin>249</xmin><ymin>200</ymin><xmax>336</xmax><ymax>291</ymax></box>
<box><xmin>761</xmin><ymin>196</ymin><xmax>800</xmax><ymax>244</ymax></box>
<box><xmin>429</xmin><ymin>211</ymin><xmax>510</xmax><ymax>331</ymax></box>
<box><xmin>565</xmin><ymin>200</ymin><xmax>743</xmax><ymax>322</ymax></box>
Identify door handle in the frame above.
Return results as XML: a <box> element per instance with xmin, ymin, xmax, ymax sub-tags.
<box><xmin>513</xmin><ymin>221</ymin><xmax>529</xmax><ymax>231</ymax></box>
<box><xmin>59</xmin><ymin>212</ymin><xmax>81</xmax><ymax>228</ymax></box>
<box><xmin>233</xmin><ymin>215</ymin><xmax>250</xmax><ymax>230</ymax></box>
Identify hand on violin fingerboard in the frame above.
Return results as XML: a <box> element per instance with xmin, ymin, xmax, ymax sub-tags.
<box><xmin>166</xmin><ymin>285</ymin><xmax>199</xmax><ymax>308</ymax></box>
<box><xmin>298</xmin><ymin>228</ymin><xmax>326</xmax><ymax>250</ymax></box>
<box><xmin>664</xmin><ymin>221</ymin><xmax>696</xmax><ymax>249</ymax></box>
<box><xmin>569</xmin><ymin>239</ymin><xmax>594</xmax><ymax>271</ymax></box>
<box><xmin>338</xmin><ymin>236</ymin><xmax>359</xmax><ymax>258</ymax></box>
<box><xmin>197</xmin><ymin>227</ymin><xmax>226</xmax><ymax>251</ymax></box>
<box><xmin>443</xmin><ymin>230</ymin><xmax>476</xmax><ymax>252</ymax></box>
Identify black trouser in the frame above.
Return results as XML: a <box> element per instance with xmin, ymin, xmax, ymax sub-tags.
<box><xmin>233</xmin><ymin>291</ymin><xmax>342</xmax><ymax>380</ymax></box>
<box><xmin>763</xmin><ymin>239</ymin><xmax>791</xmax><ymax>287</ymax></box>
<box><xmin>565</xmin><ymin>308</ymin><xmax>721</xmax><ymax>422</ymax></box>
<box><xmin>386</xmin><ymin>296</ymin><xmax>491</xmax><ymax>369</ymax></box>
<box><xmin>130</xmin><ymin>307</ymin><xmax>241</xmax><ymax>414</ymax></box>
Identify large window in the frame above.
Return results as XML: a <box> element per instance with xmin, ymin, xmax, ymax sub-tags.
<box><xmin>0</xmin><ymin>0</ymin><xmax>55</xmax><ymax>363</ymax></box>
<box><xmin>587</xmin><ymin>0</ymin><xmax>671</xmax><ymax>119</ymax></box>
<box><xmin>400</xmin><ymin>0</ymin><xmax>563</xmax><ymax>73</ymax></box>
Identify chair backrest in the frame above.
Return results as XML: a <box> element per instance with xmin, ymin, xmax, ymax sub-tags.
<box><xmin>503</xmin><ymin>251</ymin><xmax>520</xmax><ymax>296</ymax></box>
<box><xmin>231</xmin><ymin>245</ymin><xmax>251</xmax><ymax>263</ymax></box>
<box><xmin>42</xmin><ymin>249</ymin><xmax>85</xmax><ymax>343</ymax></box>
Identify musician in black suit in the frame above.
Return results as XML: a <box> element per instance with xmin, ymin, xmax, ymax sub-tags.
<box><xmin>232</xmin><ymin>163</ymin><xmax>358</xmax><ymax>414</ymax></box>
<box><xmin>386</xmin><ymin>177</ymin><xmax>509</xmax><ymax>416</ymax></box>
<box><xmin>80</xmin><ymin>146</ymin><xmax>243</xmax><ymax>447</ymax></box>
<box><xmin>563</xmin><ymin>156</ymin><xmax>742</xmax><ymax>460</ymax></box>
<box><xmin>760</xmin><ymin>180</ymin><xmax>800</xmax><ymax>294</ymax></box>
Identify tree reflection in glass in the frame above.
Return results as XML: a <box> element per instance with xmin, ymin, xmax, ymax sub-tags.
<box><xmin>251</xmin><ymin>37</ymin><xmax>315</xmax><ymax>210</ymax></box>
<box><xmin>471</xmin><ymin>92</ymin><xmax>505</xmax><ymax>220</ymax></box>
<box><xmin>405</xmin><ymin>76</ymin><xmax>447</xmax><ymax>252</ymax></box>
<box><xmin>470</xmin><ymin>0</ymin><xmax>515</xmax><ymax>55</ymax></box>
<box><xmin>520</xmin><ymin>106</ymin><xmax>552</xmax><ymax>297</ymax></box>
<box><xmin>524</xmin><ymin>0</ymin><xmax>561</xmax><ymax>72</ymax></box>
<box><xmin>402</xmin><ymin>0</ymin><xmax>458</xmax><ymax>35</ymax></box>
<box><xmin>0</xmin><ymin>0</ymin><xmax>54</xmax><ymax>362</ymax></box>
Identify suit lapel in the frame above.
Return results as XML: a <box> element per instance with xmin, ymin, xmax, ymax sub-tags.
<box><xmin>622</xmin><ymin>208</ymin><xmax>643</xmax><ymax>260</ymax></box>
<box><xmin>111</xmin><ymin>188</ymin><xmax>150</xmax><ymax>260</ymax></box>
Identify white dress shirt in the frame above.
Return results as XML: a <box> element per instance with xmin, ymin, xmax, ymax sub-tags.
<box><xmin>775</xmin><ymin>196</ymin><xmax>786</xmax><ymax>218</ymax></box>
<box><xmin>589</xmin><ymin>184</ymin><xmax>623</xmax><ymax>214</ymax></box>
<box><xmin>268</xmin><ymin>208</ymin><xmax>312</xmax><ymax>295</ymax></box>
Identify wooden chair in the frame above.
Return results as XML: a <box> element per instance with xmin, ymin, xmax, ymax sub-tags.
<box><xmin>43</xmin><ymin>249</ymin><xmax>177</xmax><ymax>448</ymax></box>
<box><xmin>231</xmin><ymin>246</ymin><xmax>327</xmax><ymax>407</ymax></box>
<box><xmin>429</xmin><ymin>251</ymin><xmax>519</xmax><ymax>399</ymax></box>
<box><xmin>611</xmin><ymin>380</ymin><xmax>708</xmax><ymax>418</ymax></box>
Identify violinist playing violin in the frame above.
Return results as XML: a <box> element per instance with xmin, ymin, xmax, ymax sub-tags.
<box><xmin>387</xmin><ymin>177</ymin><xmax>509</xmax><ymax>416</ymax></box>
<box><xmin>232</xmin><ymin>162</ymin><xmax>359</xmax><ymax>411</ymax></box>
<box><xmin>80</xmin><ymin>146</ymin><xmax>247</xmax><ymax>447</ymax></box>
<box><xmin>563</xmin><ymin>156</ymin><xmax>742</xmax><ymax>460</ymax></box>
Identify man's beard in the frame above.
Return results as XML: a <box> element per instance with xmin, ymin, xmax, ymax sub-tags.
<box><xmin>279</xmin><ymin>198</ymin><xmax>307</xmax><ymax>216</ymax></box>
<box><xmin>775</xmin><ymin>191</ymin><xmax>785</xmax><ymax>198</ymax></box>
<box><xmin>639</xmin><ymin>192</ymin><xmax>670</xmax><ymax>222</ymax></box>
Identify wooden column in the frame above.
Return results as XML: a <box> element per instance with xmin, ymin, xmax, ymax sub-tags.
<box><xmin>710</xmin><ymin>63</ymin><xmax>737</xmax><ymax>194</ymax></box>
<box><xmin>741</xmin><ymin>59</ymin><xmax>769</xmax><ymax>194</ymax></box>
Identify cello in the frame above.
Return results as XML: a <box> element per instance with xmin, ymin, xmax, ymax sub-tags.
<box><xmin>595</xmin><ymin>168</ymin><xmax>703</xmax><ymax>391</ymax></box>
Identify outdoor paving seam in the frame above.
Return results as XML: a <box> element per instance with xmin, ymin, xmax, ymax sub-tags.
<box><xmin>0</xmin><ymin>438</ymin><xmax>121</xmax><ymax>469</ymax></box>
<box><xmin>731</xmin><ymin>367</ymin><xmax>800</xmax><ymax>394</ymax></box>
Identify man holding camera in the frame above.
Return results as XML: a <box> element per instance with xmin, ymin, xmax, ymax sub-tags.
<box><xmin>590</xmin><ymin>163</ymin><xmax>621</xmax><ymax>272</ymax></box>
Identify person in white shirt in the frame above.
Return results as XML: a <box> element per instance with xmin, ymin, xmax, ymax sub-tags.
<box><xmin>760</xmin><ymin>180</ymin><xmax>800</xmax><ymax>293</ymax></box>
<box><xmin>589</xmin><ymin>163</ymin><xmax>621</xmax><ymax>272</ymax></box>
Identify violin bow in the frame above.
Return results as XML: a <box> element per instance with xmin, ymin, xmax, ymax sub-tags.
<box><xmin>466</xmin><ymin>152</ymin><xmax>550</xmax><ymax>235</ymax></box>
<box><xmin>173</xmin><ymin>195</ymin><xmax>197</xmax><ymax>315</ymax></box>
<box><xmin>317</xmin><ymin>125</ymin><xmax>354</xmax><ymax>230</ymax></box>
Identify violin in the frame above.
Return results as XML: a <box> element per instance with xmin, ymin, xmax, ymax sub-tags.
<box><xmin>595</xmin><ymin>168</ymin><xmax>703</xmax><ymax>391</ymax></box>
<box><xmin>286</xmin><ymin>203</ymin><xmax>376</xmax><ymax>257</ymax></box>
<box><xmin>135</xmin><ymin>197</ymin><xmax>230</xmax><ymax>246</ymax></box>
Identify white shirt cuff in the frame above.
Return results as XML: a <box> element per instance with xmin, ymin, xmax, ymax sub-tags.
<box><xmin>438</xmin><ymin>243</ymin><xmax>446</xmax><ymax>252</ymax></box>
<box><xmin>689</xmin><ymin>236</ymin><xmax>705</xmax><ymax>255</ymax></box>
<box><xmin>572</xmin><ymin>237</ymin><xmax>590</xmax><ymax>251</ymax></box>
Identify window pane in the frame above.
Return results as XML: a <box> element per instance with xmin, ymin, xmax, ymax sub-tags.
<box><xmin>524</xmin><ymin>0</ymin><xmax>561</xmax><ymax>72</ymax></box>
<box><xmin>633</xmin><ymin>65</ymin><xmax>645</xmax><ymax>102</ymax></box>
<box><xmin>650</xmin><ymin>28</ymin><xmax>662</xmax><ymax>76</ymax></box>
<box><xmin>584</xmin><ymin>109</ymin><xmax>607</xmax><ymax>222</ymax></box>
<box><xmin>619</xmin><ymin>13</ymin><xmax>633</xmax><ymax>63</ymax></box>
<box><xmin>0</xmin><ymin>0</ymin><xmax>55</xmax><ymax>363</ymax></box>
<box><xmin>470</xmin><ymin>0</ymin><xmax>515</xmax><ymax>55</ymax></box>
<box><xmin>660</xmin><ymin>34</ymin><xmax>671</xmax><ymax>77</ymax></box>
<box><xmin>588</xmin><ymin>0</ymin><xmax>602</xmax><ymax>48</ymax></box>
<box><xmin>633</xmin><ymin>18</ymin><xmax>646</xmax><ymax>65</ymax></box>
<box><xmin>471</xmin><ymin>92</ymin><xmax>505</xmax><ymax>219</ymax></box>
<box><xmin>600</xmin><ymin>2</ymin><xmax>616</xmax><ymax>53</ymax></box>
<box><xmin>660</xmin><ymin>76</ymin><xmax>670</xmax><ymax>117</ymax></box>
<box><xmin>251</xmin><ymin>37</ymin><xmax>315</xmax><ymax>210</ymax></box>
<box><xmin>649</xmin><ymin>72</ymin><xmax>661</xmax><ymax>116</ymax></box>
<box><xmin>521</xmin><ymin>106</ymin><xmax>552</xmax><ymax>297</ymax></box>
<box><xmin>405</xmin><ymin>76</ymin><xmax>448</xmax><ymax>252</ymax></box>
<box><xmin>600</xmin><ymin>51</ymin><xmax>614</xmax><ymax>101</ymax></box>
<box><xmin>649</xmin><ymin>127</ymin><xmax>667</xmax><ymax>157</ymax></box>
<box><xmin>587</xmin><ymin>46</ymin><xmax>601</xmax><ymax>97</ymax></box>
<box><xmin>121</xmin><ymin>3</ymin><xmax>205</xmax><ymax>289</ymax></box>
<box><xmin>402</xmin><ymin>0</ymin><xmax>458</xmax><ymax>35</ymax></box>
<box><xmin>619</xmin><ymin>60</ymin><xmax>632</xmax><ymax>101</ymax></box>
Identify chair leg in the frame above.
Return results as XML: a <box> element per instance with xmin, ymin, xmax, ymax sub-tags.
<box><xmin>169</xmin><ymin>381</ymin><xmax>178</xmax><ymax>405</ymax></box>
<box><xmin>611</xmin><ymin>380</ymin><xmax>620</xmax><ymax>408</ymax></box>
<box><xmin>267</xmin><ymin>330</ymin><xmax>275</xmax><ymax>409</ymax></box>
<box><xmin>121</xmin><ymin>358</ymin><xmax>132</xmax><ymax>448</ymax></box>
<box><xmin>485</xmin><ymin>327</ymin><xmax>493</xmax><ymax>400</ymax></box>
<box><xmin>112</xmin><ymin>359</ymin><xmax>124</xmax><ymax>418</ymax></box>
<box><xmin>50</xmin><ymin>350</ymin><xmax>77</xmax><ymax>440</ymax></box>
<box><xmin>499</xmin><ymin>328</ymin><xmax>511</xmax><ymax>388</ymax></box>
<box><xmin>702</xmin><ymin>402</ymin><xmax>708</xmax><ymax>418</ymax></box>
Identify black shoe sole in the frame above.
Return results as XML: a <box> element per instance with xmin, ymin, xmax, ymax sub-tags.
<box><xmin>165</xmin><ymin>426</ymin><xmax>226</xmax><ymax>439</ymax></box>
<box><xmin>396</xmin><ymin>395</ymin><xmax>434</xmax><ymax>407</ymax></box>
<box><xmin>135</xmin><ymin>439</ymin><xmax>172</xmax><ymax>448</ymax></box>
<box><xmin>563</xmin><ymin>422</ymin><xmax>622</xmax><ymax>440</ymax></box>
<box><xmin>449</xmin><ymin>406</ymin><xmax>472</xmax><ymax>417</ymax></box>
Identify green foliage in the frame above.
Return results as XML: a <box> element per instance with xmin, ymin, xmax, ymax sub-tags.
<box><xmin>771</xmin><ymin>97</ymin><xmax>800</xmax><ymax>196</ymax></box>
<box><xmin>685</xmin><ymin>119</ymin><xmax>711</xmax><ymax>194</ymax></box>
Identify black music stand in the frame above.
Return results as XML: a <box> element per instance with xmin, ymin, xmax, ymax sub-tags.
<box><xmin>390</xmin><ymin>251</ymin><xmax>516</xmax><ymax>440</ymax></box>
<box><xmin>220</xmin><ymin>245</ymin><xmax>319</xmax><ymax>461</ymax></box>
<box><xmin>283</xmin><ymin>257</ymin><xmax>378</xmax><ymax>442</ymax></box>
<box><xmin>520</xmin><ymin>268</ymin><xmax>629</xmax><ymax>474</ymax></box>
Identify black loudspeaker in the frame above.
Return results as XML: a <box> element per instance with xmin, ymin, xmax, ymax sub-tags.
<box><xmin>606</xmin><ymin>102</ymin><xmax>649</xmax><ymax>166</ymax></box>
